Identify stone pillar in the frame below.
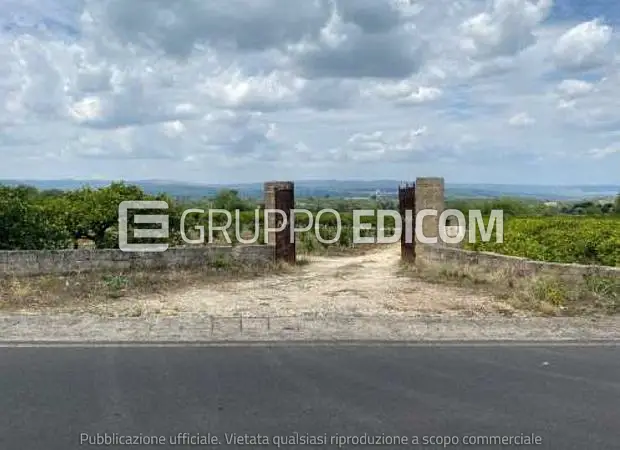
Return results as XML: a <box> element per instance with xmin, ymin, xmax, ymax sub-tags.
<box><xmin>415</xmin><ymin>177</ymin><xmax>445</xmax><ymax>247</ymax></box>
<box><xmin>263</xmin><ymin>181</ymin><xmax>295</xmax><ymax>263</ymax></box>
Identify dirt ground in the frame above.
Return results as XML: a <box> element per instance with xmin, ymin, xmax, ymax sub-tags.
<box><xmin>93</xmin><ymin>244</ymin><xmax>517</xmax><ymax>318</ymax></box>
<box><xmin>3</xmin><ymin>244</ymin><xmax>620</xmax><ymax>341</ymax></box>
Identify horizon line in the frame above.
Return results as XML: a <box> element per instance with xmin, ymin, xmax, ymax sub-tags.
<box><xmin>0</xmin><ymin>177</ymin><xmax>618</xmax><ymax>188</ymax></box>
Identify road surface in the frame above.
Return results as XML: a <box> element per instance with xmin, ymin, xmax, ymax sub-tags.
<box><xmin>1</xmin><ymin>343</ymin><xmax>618</xmax><ymax>449</ymax></box>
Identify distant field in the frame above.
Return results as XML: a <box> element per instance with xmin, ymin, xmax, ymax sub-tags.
<box><xmin>2</xmin><ymin>179</ymin><xmax>618</xmax><ymax>201</ymax></box>
<box><xmin>465</xmin><ymin>216</ymin><xmax>620</xmax><ymax>267</ymax></box>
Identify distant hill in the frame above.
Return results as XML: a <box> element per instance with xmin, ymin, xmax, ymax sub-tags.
<box><xmin>0</xmin><ymin>179</ymin><xmax>618</xmax><ymax>201</ymax></box>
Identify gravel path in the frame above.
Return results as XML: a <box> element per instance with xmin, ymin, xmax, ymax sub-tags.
<box><xmin>92</xmin><ymin>244</ymin><xmax>517</xmax><ymax>318</ymax></box>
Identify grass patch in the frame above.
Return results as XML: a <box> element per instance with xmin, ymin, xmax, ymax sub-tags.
<box><xmin>399</xmin><ymin>259</ymin><xmax>620</xmax><ymax>317</ymax></box>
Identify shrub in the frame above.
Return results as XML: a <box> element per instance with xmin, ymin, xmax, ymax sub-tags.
<box><xmin>465</xmin><ymin>216</ymin><xmax>620</xmax><ymax>267</ymax></box>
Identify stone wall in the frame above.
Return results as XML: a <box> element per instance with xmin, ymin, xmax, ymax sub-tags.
<box><xmin>418</xmin><ymin>243</ymin><xmax>620</xmax><ymax>279</ymax></box>
<box><xmin>0</xmin><ymin>245</ymin><xmax>274</xmax><ymax>277</ymax></box>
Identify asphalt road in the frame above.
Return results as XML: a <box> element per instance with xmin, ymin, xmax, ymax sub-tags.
<box><xmin>1</xmin><ymin>343</ymin><xmax>618</xmax><ymax>449</ymax></box>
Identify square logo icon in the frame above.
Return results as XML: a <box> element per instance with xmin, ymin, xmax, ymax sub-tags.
<box><xmin>118</xmin><ymin>200</ymin><xmax>169</xmax><ymax>252</ymax></box>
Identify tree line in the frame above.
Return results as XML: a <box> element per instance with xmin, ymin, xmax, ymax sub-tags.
<box><xmin>0</xmin><ymin>183</ymin><xmax>260</xmax><ymax>251</ymax></box>
<box><xmin>1</xmin><ymin>183</ymin><xmax>618</xmax><ymax>251</ymax></box>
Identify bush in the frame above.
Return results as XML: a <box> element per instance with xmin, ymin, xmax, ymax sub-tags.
<box><xmin>465</xmin><ymin>216</ymin><xmax>620</xmax><ymax>267</ymax></box>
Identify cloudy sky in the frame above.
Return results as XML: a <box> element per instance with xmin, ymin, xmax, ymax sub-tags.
<box><xmin>1</xmin><ymin>0</ymin><xmax>619</xmax><ymax>184</ymax></box>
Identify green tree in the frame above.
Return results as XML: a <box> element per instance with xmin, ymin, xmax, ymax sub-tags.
<box><xmin>0</xmin><ymin>186</ymin><xmax>71</xmax><ymax>250</ymax></box>
<box><xmin>62</xmin><ymin>182</ymin><xmax>147</xmax><ymax>248</ymax></box>
<box><xmin>211</xmin><ymin>189</ymin><xmax>254</xmax><ymax>211</ymax></box>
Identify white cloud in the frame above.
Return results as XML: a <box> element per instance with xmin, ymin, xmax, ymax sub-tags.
<box><xmin>0</xmin><ymin>0</ymin><xmax>619</xmax><ymax>184</ymax></box>
<box><xmin>364</xmin><ymin>81</ymin><xmax>442</xmax><ymax>104</ymax></box>
<box><xmin>556</xmin><ymin>79</ymin><xmax>595</xmax><ymax>97</ymax></box>
<box><xmin>552</xmin><ymin>19</ymin><xmax>613</xmax><ymax>71</ymax></box>
<box><xmin>68</xmin><ymin>96</ymin><xmax>103</xmax><ymax>123</ymax></box>
<box><xmin>292</xmin><ymin>5</ymin><xmax>427</xmax><ymax>79</ymax></box>
<box><xmin>199</xmin><ymin>69</ymin><xmax>305</xmax><ymax>110</ymax></box>
<box><xmin>588</xmin><ymin>144</ymin><xmax>620</xmax><ymax>159</ymax></box>
<box><xmin>162</xmin><ymin>120</ymin><xmax>186</xmax><ymax>137</ymax></box>
<box><xmin>459</xmin><ymin>0</ymin><xmax>553</xmax><ymax>59</ymax></box>
<box><xmin>338</xmin><ymin>126</ymin><xmax>429</xmax><ymax>162</ymax></box>
<box><xmin>508</xmin><ymin>112</ymin><xmax>535</xmax><ymax>126</ymax></box>
<box><xmin>400</xmin><ymin>87</ymin><xmax>443</xmax><ymax>104</ymax></box>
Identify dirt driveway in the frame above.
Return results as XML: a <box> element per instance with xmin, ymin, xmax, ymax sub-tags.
<box><xmin>100</xmin><ymin>244</ymin><xmax>517</xmax><ymax>318</ymax></box>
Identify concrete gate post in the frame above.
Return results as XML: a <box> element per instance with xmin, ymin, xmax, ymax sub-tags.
<box><xmin>415</xmin><ymin>177</ymin><xmax>445</xmax><ymax>248</ymax></box>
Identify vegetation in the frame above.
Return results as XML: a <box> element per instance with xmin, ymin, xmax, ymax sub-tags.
<box><xmin>0</xmin><ymin>183</ymin><xmax>260</xmax><ymax>250</ymax></box>
<box><xmin>400</xmin><ymin>259</ymin><xmax>619</xmax><ymax>316</ymax></box>
<box><xmin>0</xmin><ymin>182</ymin><xmax>618</xmax><ymax>267</ymax></box>
<box><xmin>1</xmin><ymin>183</ymin><xmax>618</xmax><ymax>316</ymax></box>
<box><xmin>446</xmin><ymin>195</ymin><xmax>620</xmax><ymax>217</ymax></box>
<box><xmin>465</xmin><ymin>216</ymin><xmax>619</xmax><ymax>267</ymax></box>
<box><xmin>0</xmin><ymin>183</ymin><xmax>395</xmax><ymax>252</ymax></box>
<box><xmin>0</xmin><ymin>262</ymin><xmax>290</xmax><ymax>313</ymax></box>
